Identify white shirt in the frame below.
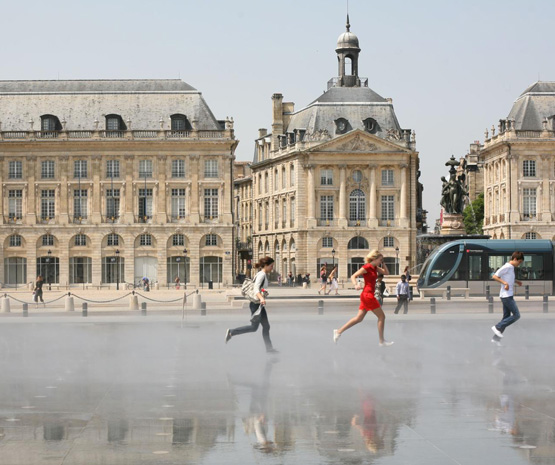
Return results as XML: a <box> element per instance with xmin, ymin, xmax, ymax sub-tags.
<box><xmin>253</xmin><ymin>270</ymin><xmax>269</xmax><ymax>295</ymax></box>
<box><xmin>396</xmin><ymin>281</ymin><xmax>409</xmax><ymax>296</ymax></box>
<box><xmin>494</xmin><ymin>262</ymin><xmax>515</xmax><ymax>298</ymax></box>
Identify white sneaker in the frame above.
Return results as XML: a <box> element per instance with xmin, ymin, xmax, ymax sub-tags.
<box><xmin>225</xmin><ymin>329</ymin><xmax>232</xmax><ymax>344</ymax></box>
<box><xmin>379</xmin><ymin>341</ymin><xmax>395</xmax><ymax>347</ymax></box>
<box><xmin>333</xmin><ymin>329</ymin><xmax>341</xmax><ymax>344</ymax></box>
<box><xmin>491</xmin><ymin>326</ymin><xmax>503</xmax><ymax>338</ymax></box>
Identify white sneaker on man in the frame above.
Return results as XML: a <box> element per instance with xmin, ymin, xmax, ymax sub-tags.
<box><xmin>491</xmin><ymin>326</ymin><xmax>503</xmax><ymax>338</ymax></box>
<box><xmin>333</xmin><ymin>329</ymin><xmax>341</xmax><ymax>344</ymax></box>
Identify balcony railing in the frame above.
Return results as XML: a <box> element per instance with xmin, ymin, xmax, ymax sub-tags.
<box><xmin>317</xmin><ymin>218</ymin><xmax>337</xmax><ymax>227</ymax></box>
<box><xmin>100</xmin><ymin>130</ymin><xmax>126</xmax><ymax>139</ymax></box>
<box><xmin>102</xmin><ymin>215</ymin><xmax>120</xmax><ymax>223</ymax></box>
<box><xmin>348</xmin><ymin>218</ymin><xmax>366</xmax><ymax>227</ymax></box>
<box><xmin>4</xmin><ymin>215</ymin><xmax>23</xmax><ymax>224</ymax></box>
<box><xmin>71</xmin><ymin>216</ymin><xmax>88</xmax><ymax>224</ymax></box>
<box><xmin>521</xmin><ymin>213</ymin><xmax>537</xmax><ymax>221</ymax></box>
<box><xmin>0</xmin><ymin>129</ymin><xmax>231</xmax><ymax>141</ymax></box>
<box><xmin>39</xmin><ymin>216</ymin><xmax>55</xmax><ymax>224</ymax></box>
<box><xmin>135</xmin><ymin>215</ymin><xmax>153</xmax><ymax>223</ymax></box>
<box><xmin>379</xmin><ymin>219</ymin><xmax>397</xmax><ymax>227</ymax></box>
<box><xmin>170</xmin><ymin>215</ymin><xmax>187</xmax><ymax>223</ymax></box>
<box><xmin>237</xmin><ymin>242</ymin><xmax>252</xmax><ymax>252</ymax></box>
<box><xmin>36</xmin><ymin>131</ymin><xmax>59</xmax><ymax>139</ymax></box>
<box><xmin>200</xmin><ymin>215</ymin><xmax>219</xmax><ymax>224</ymax></box>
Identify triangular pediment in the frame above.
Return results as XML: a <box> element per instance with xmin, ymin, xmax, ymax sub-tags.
<box><xmin>307</xmin><ymin>129</ymin><xmax>412</xmax><ymax>153</ymax></box>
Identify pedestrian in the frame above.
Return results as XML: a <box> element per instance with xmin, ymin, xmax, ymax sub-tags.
<box><xmin>277</xmin><ymin>274</ymin><xmax>282</xmax><ymax>287</ymax></box>
<box><xmin>375</xmin><ymin>274</ymin><xmax>386</xmax><ymax>306</ymax></box>
<box><xmin>297</xmin><ymin>273</ymin><xmax>303</xmax><ymax>286</ymax></box>
<box><xmin>333</xmin><ymin>250</ymin><xmax>394</xmax><ymax>346</ymax></box>
<box><xmin>305</xmin><ymin>273</ymin><xmax>311</xmax><ymax>288</ymax></box>
<box><xmin>33</xmin><ymin>275</ymin><xmax>45</xmax><ymax>308</ymax></box>
<box><xmin>174</xmin><ymin>276</ymin><xmax>180</xmax><ymax>290</ymax></box>
<box><xmin>403</xmin><ymin>266</ymin><xmax>412</xmax><ymax>282</ymax></box>
<box><xmin>326</xmin><ymin>265</ymin><xmax>339</xmax><ymax>295</ymax></box>
<box><xmin>225</xmin><ymin>257</ymin><xmax>278</xmax><ymax>353</ymax></box>
<box><xmin>491</xmin><ymin>251</ymin><xmax>524</xmax><ymax>343</ymax></box>
<box><xmin>287</xmin><ymin>271</ymin><xmax>293</xmax><ymax>287</ymax></box>
<box><xmin>318</xmin><ymin>265</ymin><xmax>328</xmax><ymax>294</ymax></box>
<box><xmin>393</xmin><ymin>275</ymin><xmax>410</xmax><ymax>314</ymax></box>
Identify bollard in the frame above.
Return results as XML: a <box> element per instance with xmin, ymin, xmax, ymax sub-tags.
<box><xmin>430</xmin><ymin>297</ymin><xmax>436</xmax><ymax>314</ymax></box>
<box><xmin>543</xmin><ymin>295</ymin><xmax>548</xmax><ymax>313</ymax></box>
<box><xmin>485</xmin><ymin>285</ymin><xmax>490</xmax><ymax>300</ymax></box>
<box><xmin>2</xmin><ymin>296</ymin><xmax>10</xmax><ymax>313</ymax></box>
<box><xmin>317</xmin><ymin>299</ymin><xmax>324</xmax><ymax>315</ymax></box>
<box><xmin>129</xmin><ymin>293</ymin><xmax>139</xmax><ymax>310</ymax></box>
<box><xmin>192</xmin><ymin>294</ymin><xmax>202</xmax><ymax>311</ymax></box>
<box><xmin>65</xmin><ymin>295</ymin><xmax>75</xmax><ymax>312</ymax></box>
<box><xmin>200</xmin><ymin>302</ymin><xmax>206</xmax><ymax>316</ymax></box>
<box><xmin>488</xmin><ymin>296</ymin><xmax>493</xmax><ymax>313</ymax></box>
<box><xmin>82</xmin><ymin>302</ymin><xmax>88</xmax><ymax>317</ymax></box>
<box><xmin>22</xmin><ymin>303</ymin><xmax>28</xmax><ymax>317</ymax></box>
<box><xmin>446</xmin><ymin>285</ymin><xmax>451</xmax><ymax>301</ymax></box>
<box><xmin>525</xmin><ymin>285</ymin><xmax>529</xmax><ymax>300</ymax></box>
<box><xmin>141</xmin><ymin>302</ymin><xmax>147</xmax><ymax>316</ymax></box>
<box><xmin>409</xmin><ymin>286</ymin><xmax>414</xmax><ymax>301</ymax></box>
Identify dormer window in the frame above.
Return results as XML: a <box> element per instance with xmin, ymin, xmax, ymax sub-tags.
<box><xmin>363</xmin><ymin>117</ymin><xmax>377</xmax><ymax>133</ymax></box>
<box><xmin>335</xmin><ymin>118</ymin><xmax>350</xmax><ymax>135</ymax></box>
<box><xmin>41</xmin><ymin>115</ymin><xmax>62</xmax><ymax>132</ymax></box>
<box><xmin>170</xmin><ymin>114</ymin><xmax>192</xmax><ymax>131</ymax></box>
<box><xmin>105</xmin><ymin>115</ymin><xmax>126</xmax><ymax>131</ymax></box>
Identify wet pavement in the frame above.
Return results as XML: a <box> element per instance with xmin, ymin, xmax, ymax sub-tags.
<box><xmin>0</xmin><ymin>311</ymin><xmax>554</xmax><ymax>464</ymax></box>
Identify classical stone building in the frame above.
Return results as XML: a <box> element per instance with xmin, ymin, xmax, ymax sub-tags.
<box><xmin>0</xmin><ymin>79</ymin><xmax>237</xmax><ymax>288</ymax></box>
<box><xmin>463</xmin><ymin>81</ymin><xmax>555</xmax><ymax>240</ymax></box>
<box><xmin>241</xmin><ymin>18</ymin><xmax>422</xmax><ymax>281</ymax></box>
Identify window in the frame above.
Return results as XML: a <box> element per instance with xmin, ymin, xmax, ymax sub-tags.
<box><xmin>383</xmin><ymin>237</ymin><xmax>395</xmax><ymax>248</ymax></box>
<box><xmin>9</xmin><ymin>161</ymin><xmax>22</xmax><ymax>179</ymax></box>
<box><xmin>41</xmin><ymin>190</ymin><xmax>55</xmax><ymax>219</ymax></box>
<box><xmin>322</xmin><ymin>237</ymin><xmax>333</xmax><ymax>248</ymax></box>
<box><xmin>523</xmin><ymin>160</ymin><xmax>536</xmax><ymax>177</ymax></box>
<box><xmin>106</xmin><ymin>160</ymin><xmax>120</xmax><ymax>178</ymax></box>
<box><xmin>9</xmin><ymin>235</ymin><xmax>22</xmax><ymax>247</ymax></box>
<box><xmin>171</xmin><ymin>188</ymin><xmax>186</xmax><ymax>219</ymax></box>
<box><xmin>41</xmin><ymin>115</ymin><xmax>60</xmax><ymax>132</ymax></box>
<box><xmin>265</xmin><ymin>172</ymin><xmax>269</xmax><ymax>192</ymax></box>
<box><xmin>171</xmin><ymin>114</ymin><xmax>191</xmax><ymax>131</ymax></box>
<box><xmin>382</xmin><ymin>169</ymin><xmax>394</xmax><ymax>186</ymax></box>
<box><xmin>107</xmin><ymin>233</ymin><xmax>119</xmax><ymax>246</ymax></box>
<box><xmin>41</xmin><ymin>160</ymin><xmax>55</xmax><ymax>179</ymax></box>
<box><xmin>275</xmin><ymin>170</ymin><xmax>279</xmax><ymax>189</ymax></box>
<box><xmin>363</xmin><ymin>117</ymin><xmax>377</xmax><ymax>133</ymax></box>
<box><xmin>4</xmin><ymin>257</ymin><xmax>27</xmax><ymax>285</ymax></box>
<box><xmin>348</xmin><ymin>236</ymin><xmax>369</xmax><ymax>249</ymax></box>
<box><xmin>138</xmin><ymin>188</ymin><xmax>153</xmax><ymax>219</ymax></box>
<box><xmin>468</xmin><ymin>255</ymin><xmax>483</xmax><ymax>281</ymax></box>
<box><xmin>172</xmin><ymin>159</ymin><xmax>185</xmax><ymax>178</ymax></box>
<box><xmin>290</xmin><ymin>165</ymin><xmax>295</xmax><ymax>186</ymax></box>
<box><xmin>101</xmin><ymin>256</ymin><xmax>124</xmax><ymax>284</ymax></box>
<box><xmin>204</xmin><ymin>160</ymin><xmax>218</xmax><ymax>178</ymax></box>
<box><xmin>282</xmin><ymin>167</ymin><xmax>286</xmax><ymax>189</ymax></box>
<box><xmin>106</xmin><ymin>115</ymin><xmax>126</xmax><ymax>131</ymax></box>
<box><xmin>291</xmin><ymin>197</ymin><xmax>295</xmax><ymax>224</ymax></box>
<box><xmin>204</xmin><ymin>188</ymin><xmax>218</xmax><ymax>218</ymax></box>
<box><xmin>349</xmin><ymin>189</ymin><xmax>366</xmax><ymax>222</ymax></box>
<box><xmin>320</xmin><ymin>195</ymin><xmax>334</xmax><ymax>220</ymax></box>
<box><xmin>352</xmin><ymin>170</ymin><xmax>362</xmax><ymax>183</ymax></box>
<box><xmin>274</xmin><ymin>200</ymin><xmax>279</xmax><ymax>227</ymax></box>
<box><xmin>106</xmin><ymin>189</ymin><xmax>120</xmax><ymax>219</ymax></box>
<box><xmin>74</xmin><ymin>160</ymin><xmax>87</xmax><ymax>178</ymax></box>
<box><xmin>335</xmin><ymin>118</ymin><xmax>350</xmax><ymax>134</ymax></box>
<box><xmin>523</xmin><ymin>188</ymin><xmax>536</xmax><ymax>218</ymax></box>
<box><xmin>205</xmin><ymin>234</ymin><xmax>217</xmax><ymax>246</ymax></box>
<box><xmin>173</xmin><ymin>234</ymin><xmax>185</xmax><ymax>246</ymax></box>
<box><xmin>74</xmin><ymin>234</ymin><xmax>87</xmax><ymax>246</ymax></box>
<box><xmin>70</xmin><ymin>257</ymin><xmax>92</xmax><ymax>284</ymax></box>
<box><xmin>42</xmin><ymin>234</ymin><xmax>54</xmax><ymax>246</ymax></box>
<box><xmin>524</xmin><ymin>232</ymin><xmax>537</xmax><ymax>240</ymax></box>
<box><xmin>8</xmin><ymin>190</ymin><xmax>22</xmax><ymax>219</ymax></box>
<box><xmin>258</xmin><ymin>204</ymin><xmax>263</xmax><ymax>229</ymax></box>
<box><xmin>381</xmin><ymin>195</ymin><xmax>395</xmax><ymax>221</ymax></box>
<box><xmin>282</xmin><ymin>202</ymin><xmax>287</xmax><ymax>225</ymax></box>
<box><xmin>73</xmin><ymin>190</ymin><xmax>88</xmax><ymax>219</ymax></box>
<box><xmin>139</xmin><ymin>234</ymin><xmax>152</xmax><ymax>246</ymax></box>
<box><xmin>321</xmin><ymin>169</ymin><xmax>333</xmax><ymax>185</ymax></box>
<box><xmin>139</xmin><ymin>160</ymin><xmax>153</xmax><ymax>178</ymax></box>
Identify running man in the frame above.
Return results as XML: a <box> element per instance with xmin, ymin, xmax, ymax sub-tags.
<box><xmin>491</xmin><ymin>251</ymin><xmax>524</xmax><ymax>343</ymax></box>
<box><xmin>333</xmin><ymin>250</ymin><xmax>394</xmax><ymax>347</ymax></box>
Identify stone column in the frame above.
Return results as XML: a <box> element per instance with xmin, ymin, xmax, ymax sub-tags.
<box><xmin>306</xmin><ymin>165</ymin><xmax>316</xmax><ymax>227</ymax></box>
<box><xmin>338</xmin><ymin>165</ymin><xmax>347</xmax><ymax>227</ymax></box>
<box><xmin>368</xmin><ymin>164</ymin><xmax>377</xmax><ymax>227</ymax></box>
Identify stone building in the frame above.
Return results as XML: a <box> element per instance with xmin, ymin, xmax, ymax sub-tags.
<box><xmin>0</xmin><ymin>79</ymin><xmax>237</xmax><ymax>288</ymax></box>
<box><xmin>463</xmin><ymin>81</ymin><xmax>555</xmax><ymax>240</ymax></box>
<box><xmin>242</xmin><ymin>18</ymin><xmax>422</xmax><ymax>281</ymax></box>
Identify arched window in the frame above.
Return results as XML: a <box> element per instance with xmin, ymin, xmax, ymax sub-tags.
<box><xmin>172</xmin><ymin>234</ymin><xmax>185</xmax><ymax>246</ymax></box>
<box><xmin>348</xmin><ymin>236</ymin><xmax>369</xmax><ymax>249</ymax></box>
<box><xmin>524</xmin><ymin>232</ymin><xmax>538</xmax><ymax>240</ymax></box>
<box><xmin>42</xmin><ymin>234</ymin><xmax>55</xmax><ymax>247</ymax></box>
<box><xmin>349</xmin><ymin>189</ymin><xmax>366</xmax><ymax>223</ymax></box>
<box><xmin>139</xmin><ymin>234</ymin><xmax>153</xmax><ymax>246</ymax></box>
<box><xmin>74</xmin><ymin>234</ymin><xmax>87</xmax><ymax>246</ymax></box>
<box><xmin>9</xmin><ymin>234</ymin><xmax>22</xmax><ymax>247</ymax></box>
<box><xmin>105</xmin><ymin>114</ymin><xmax>126</xmax><ymax>131</ymax></box>
<box><xmin>40</xmin><ymin>114</ymin><xmax>62</xmax><ymax>132</ymax></box>
<box><xmin>363</xmin><ymin>117</ymin><xmax>377</xmax><ymax>133</ymax></box>
<box><xmin>205</xmin><ymin>234</ymin><xmax>218</xmax><ymax>246</ymax></box>
<box><xmin>334</xmin><ymin>118</ymin><xmax>350</xmax><ymax>135</ymax></box>
<box><xmin>170</xmin><ymin>114</ymin><xmax>192</xmax><ymax>131</ymax></box>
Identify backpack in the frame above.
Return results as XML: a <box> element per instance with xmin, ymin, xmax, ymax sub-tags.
<box><xmin>241</xmin><ymin>278</ymin><xmax>260</xmax><ymax>303</ymax></box>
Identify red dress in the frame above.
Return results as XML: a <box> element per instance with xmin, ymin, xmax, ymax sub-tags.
<box><xmin>359</xmin><ymin>263</ymin><xmax>381</xmax><ymax>311</ymax></box>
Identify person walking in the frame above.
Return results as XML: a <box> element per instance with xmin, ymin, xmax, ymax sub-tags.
<box><xmin>326</xmin><ymin>266</ymin><xmax>339</xmax><ymax>295</ymax></box>
<box><xmin>333</xmin><ymin>250</ymin><xmax>394</xmax><ymax>347</ymax></box>
<box><xmin>226</xmin><ymin>257</ymin><xmax>278</xmax><ymax>353</ymax></box>
<box><xmin>402</xmin><ymin>266</ymin><xmax>412</xmax><ymax>282</ymax></box>
<box><xmin>318</xmin><ymin>265</ymin><xmax>328</xmax><ymax>294</ymax></box>
<box><xmin>491</xmin><ymin>251</ymin><xmax>524</xmax><ymax>343</ymax></box>
<box><xmin>33</xmin><ymin>275</ymin><xmax>45</xmax><ymax>308</ymax></box>
<box><xmin>174</xmin><ymin>276</ymin><xmax>180</xmax><ymax>290</ymax></box>
<box><xmin>393</xmin><ymin>275</ymin><xmax>410</xmax><ymax>314</ymax></box>
<box><xmin>287</xmin><ymin>271</ymin><xmax>293</xmax><ymax>287</ymax></box>
<box><xmin>375</xmin><ymin>274</ymin><xmax>386</xmax><ymax>306</ymax></box>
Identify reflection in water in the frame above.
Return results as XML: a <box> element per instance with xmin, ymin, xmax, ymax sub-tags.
<box><xmin>43</xmin><ymin>422</ymin><xmax>65</xmax><ymax>441</ymax></box>
<box><xmin>107</xmin><ymin>419</ymin><xmax>128</xmax><ymax>442</ymax></box>
<box><xmin>351</xmin><ymin>394</ymin><xmax>383</xmax><ymax>453</ymax></box>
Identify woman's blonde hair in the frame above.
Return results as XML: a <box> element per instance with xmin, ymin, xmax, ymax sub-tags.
<box><xmin>365</xmin><ymin>249</ymin><xmax>383</xmax><ymax>263</ymax></box>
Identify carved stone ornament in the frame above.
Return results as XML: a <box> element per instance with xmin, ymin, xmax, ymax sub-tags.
<box><xmin>304</xmin><ymin>129</ymin><xmax>331</xmax><ymax>142</ymax></box>
<box><xmin>333</xmin><ymin>134</ymin><xmax>378</xmax><ymax>152</ymax></box>
<box><xmin>386</xmin><ymin>129</ymin><xmax>401</xmax><ymax>141</ymax></box>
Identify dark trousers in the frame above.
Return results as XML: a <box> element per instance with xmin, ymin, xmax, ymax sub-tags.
<box><xmin>230</xmin><ymin>302</ymin><xmax>273</xmax><ymax>350</ymax></box>
<box><xmin>33</xmin><ymin>290</ymin><xmax>44</xmax><ymax>303</ymax></box>
<box><xmin>495</xmin><ymin>296</ymin><xmax>521</xmax><ymax>333</ymax></box>
<box><xmin>394</xmin><ymin>295</ymin><xmax>408</xmax><ymax>314</ymax></box>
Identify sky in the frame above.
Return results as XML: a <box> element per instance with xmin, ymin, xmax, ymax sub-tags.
<box><xmin>2</xmin><ymin>0</ymin><xmax>555</xmax><ymax>224</ymax></box>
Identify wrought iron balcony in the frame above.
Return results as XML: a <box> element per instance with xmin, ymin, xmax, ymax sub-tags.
<box><xmin>317</xmin><ymin>218</ymin><xmax>337</xmax><ymax>227</ymax></box>
<box><xmin>102</xmin><ymin>215</ymin><xmax>120</xmax><ymax>223</ymax></box>
<box><xmin>135</xmin><ymin>215</ymin><xmax>153</xmax><ymax>223</ymax></box>
<box><xmin>4</xmin><ymin>215</ymin><xmax>23</xmax><ymax>224</ymax></box>
<box><xmin>348</xmin><ymin>218</ymin><xmax>366</xmax><ymax>227</ymax></box>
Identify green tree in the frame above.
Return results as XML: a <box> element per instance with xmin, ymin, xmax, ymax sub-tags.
<box><xmin>463</xmin><ymin>193</ymin><xmax>484</xmax><ymax>234</ymax></box>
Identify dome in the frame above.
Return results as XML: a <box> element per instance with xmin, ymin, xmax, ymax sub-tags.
<box><xmin>336</xmin><ymin>31</ymin><xmax>360</xmax><ymax>51</ymax></box>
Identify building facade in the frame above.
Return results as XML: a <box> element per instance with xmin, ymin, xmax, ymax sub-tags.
<box><xmin>241</xmin><ymin>19</ymin><xmax>422</xmax><ymax>281</ymax></box>
<box><xmin>0</xmin><ymin>80</ymin><xmax>237</xmax><ymax>288</ymax></box>
<box><xmin>464</xmin><ymin>82</ymin><xmax>555</xmax><ymax>241</ymax></box>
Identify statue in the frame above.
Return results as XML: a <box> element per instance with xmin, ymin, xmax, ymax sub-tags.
<box><xmin>440</xmin><ymin>156</ymin><xmax>468</xmax><ymax>214</ymax></box>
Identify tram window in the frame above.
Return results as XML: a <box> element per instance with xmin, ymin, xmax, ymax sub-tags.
<box><xmin>468</xmin><ymin>255</ymin><xmax>483</xmax><ymax>280</ymax></box>
<box><xmin>428</xmin><ymin>246</ymin><xmax>458</xmax><ymax>285</ymax></box>
<box><xmin>489</xmin><ymin>255</ymin><xmax>510</xmax><ymax>279</ymax></box>
<box><xmin>516</xmin><ymin>254</ymin><xmax>544</xmax><ymax>280</ymax></box>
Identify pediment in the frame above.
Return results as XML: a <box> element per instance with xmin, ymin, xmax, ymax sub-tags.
<box><xmin>307</xmin><ymin>130</ymin><xmax>411</xmax><ymax>154</ymax></box>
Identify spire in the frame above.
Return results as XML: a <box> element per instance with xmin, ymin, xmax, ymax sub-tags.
<box><xmin>346</xmin><ymin>14</ymin><xmax>351</xmax><ymax>32</ymax></box>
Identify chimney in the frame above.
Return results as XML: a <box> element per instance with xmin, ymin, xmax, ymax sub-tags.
<box><xmin>258</xmin><ymin>128</ymin><xmax>268</xmax><ymax>138</ymax></box>
<box><xmin>271</xmin><ymin>93</ymin><xmax>284</xmax><ymax>151</ymax></box>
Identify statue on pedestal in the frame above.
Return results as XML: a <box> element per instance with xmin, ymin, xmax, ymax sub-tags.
<box><xmin>440</xmin><ymin>156</ymin><xmax>468</xmax><ymax>234</ymax></box>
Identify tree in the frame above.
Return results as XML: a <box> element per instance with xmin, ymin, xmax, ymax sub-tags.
<box><xmin>463</xmin><ymin>193</ymin><xmax>484</xmax><ymax>234</ymax></box>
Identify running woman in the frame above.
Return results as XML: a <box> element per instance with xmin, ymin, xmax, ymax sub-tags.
<box><xmin>491</xmin><ymin>251</ymin><xmax>524</xmax><ymax>342</ymax></box>
<box><xmin>333</xmin><ymin>250</ymin><xmax>394</xmax><ymax>346</ymax></box>
<box><xmin>225</xmin><ymin>257</ymin><xmax>278</xmax><ymax>353</ymax></box>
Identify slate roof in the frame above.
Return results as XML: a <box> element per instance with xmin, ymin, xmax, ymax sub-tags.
<box><xmin>508</xmin><ymin>81</ymin><xmax>555</xmax><ymax>130</ymax></box>
<box><xmin>0</xmin><ymin>79</ymin><xmax>197</xmax><ymax>93</ymax></box>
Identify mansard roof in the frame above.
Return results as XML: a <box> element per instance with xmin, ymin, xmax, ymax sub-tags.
<box><xmin>508</xmin><ymin>81</ymin><xmax>555</xmax><ymax>130</ymax></box>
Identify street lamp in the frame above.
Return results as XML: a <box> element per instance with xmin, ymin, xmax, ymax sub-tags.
<box><xmin>46</xmin><ymin>249</ymin><xmax>52</xmax><ymax>290</ymax></box>
<box><xmin>395</xmin><ymin>246</ymin><xmax>400</xmax><ymax>275</ymax></box>
<box><xmin>115</xmin><ymin>249</ymin><xmax>120</xmax><ymax>290</ymax></box>
<box><xmin>331</xmin><ymin>248</ymin><xmax>336</xmax><ymax>269</ymax></box>
<box><xmin>183</xmin><ymin>248</ymin><xmax>188</xmax><ymax>289</ymax></box>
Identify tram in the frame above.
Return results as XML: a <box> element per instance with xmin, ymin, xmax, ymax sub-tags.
<box><xmin>417</xmin><ymin>240</ymin><xmax>554</xmax><ymax>296</ymax></box>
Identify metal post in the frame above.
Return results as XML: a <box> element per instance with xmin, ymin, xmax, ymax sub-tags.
<box><xmin>430</xmin><ymin>297</ymin><xmax>436</xmax><ymax>314</ymax></box>
<box><xmin>82</xmin><ymin>302</ymin><xmax>88</xmax><ymax>317</ymax></box>
<box><xmin>141</xmin><ymin>302</ymin><xmax>147</xmax><ymax>316</ymax></box>
<box><xmin>525</xmin><ymin>285</ymin><xmax>529</xmax><ymax>300</ymax></box>
<box><xmin>488</xmin><ymin>296</ymin><xmax>493</xmax><ymax>313</ymax></box>
<box><xmin>446</xmin><ymin>285</ymin><xmax>451</xmax><ymax>301</ymax></box>
<box><xmin>200</xmin><ymin>302</ymin><xmax>206</xmax><ymax>316</ymax></box>
<box><xmin>543</xmin><ymin>295</ymin><xmax>548</xmax><ymax>313</ymax></box>
<box><xmin>22</xmin><ymin>303</ymin><xmax>28</xmax><ymax>317</ymax></box>
<box><xmin>318</xmin><ymin>299</ymin><xmax>324</xmax><ymax>315</ymax></box>
<box><xmin>485</xmin><ymin>284</ymin><xmax>490</xmax><ymax>300</ymax></box>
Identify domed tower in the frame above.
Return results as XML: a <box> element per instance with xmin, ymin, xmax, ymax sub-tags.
<box><xmin>335</xmin><ymin>15</ymin><xmax>361</xmax><ymax>87</ymax></box>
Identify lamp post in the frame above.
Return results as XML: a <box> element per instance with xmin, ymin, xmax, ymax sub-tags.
<box><xmin>332</xmin><ymin>248</ymin><xmax>336</xmax><ymax>270</ymax></box>
<box><xmin>115</xmin><ymin>249</ymin><xmax>120</xmax><ymax>290</ymax></box>
<box><xmin>395</xmin><ymin>246</ymin><xmax>400</xmax><ymax>275</ymax></box>
<box><xmin>183</xmin><ymin>248</ymin><xmax>188</xmax><ymax>289</ymax></box>
<box><xmin>46</xmin><ymin>249</ymin><xmax>52</xmax><ymax>291</ymax></box>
